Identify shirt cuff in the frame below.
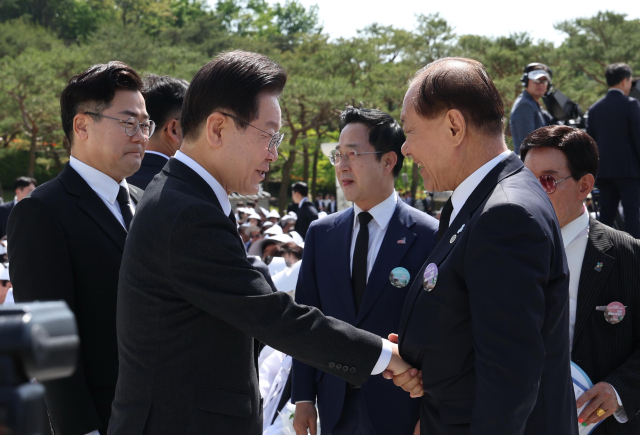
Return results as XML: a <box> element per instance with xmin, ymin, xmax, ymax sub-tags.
<box><xmin>294</xmin><ymin>401</ymin><xmax>314</xmax><ymax>404</ymax></box>
<box><xmin>609</xmin><ymin>384</ymin><xmax>628</xmax><ymax>423</ymax></box>
<box><xmin>371</xmin><ymin>338</ymin><xmax>392</xmax><ymax>375</ymax></box>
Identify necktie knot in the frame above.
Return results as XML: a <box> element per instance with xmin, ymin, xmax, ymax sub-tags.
<box><xmin>358</xmin><ymin>211</ymin><xmax>373</xmax><ymax>227</ymax></box>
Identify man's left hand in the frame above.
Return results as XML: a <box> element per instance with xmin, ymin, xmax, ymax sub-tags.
<box><xmin>577</xmin><ymin>382</ymin><xmax>619</xmax><ymax>426</ymax></box>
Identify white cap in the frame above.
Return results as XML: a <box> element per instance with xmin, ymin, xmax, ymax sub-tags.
<box><xmin>247</xmin><ymin>233</ymin><xmax>295</xmax><ymax>256</ymax></box>
<box><xmin>0</xmin><ymin>263</ymin><xmax>9</xmax><ymax>281</ymax></box>
<box><xmin>528</xmin><ymin>69</ymin><xmax>550</xmax><ymax>82</ymax></box>
<box><xmin>288</xmin><ymin>231</ymin><xmax>305</xmax><ymax>247</ymax></box>
<box><xmin>267</xmin><ymin>210</ymin><xmax>281</xmax><ymax>219</ymax></box>
<box><xmin>272</xmin><ymin>260</ymin><xmax>302</xmax><ymax>293</ymax></box>
<box><xmin>288</xmin><ymin>211</ymin><xmax>297</xmax><ymax>218</ymax></box>
<box><xmin>264</xmin><ymin>225</ymin><xmax>283</xmax><ymax>235</ymax></box>
<box><xmin>260</xmin><ymin>206</ymin><xmax>269</xmax><ymax>216</ymax></box>
<box><xmin>281</xmin><ymin>214</ymin><xmax>296</xmax><ymax>223</ymax></box>
<box><xmin>247</xmin><ymin>212</ymin><xmax>261</xmax><ymax>221</ymax></box>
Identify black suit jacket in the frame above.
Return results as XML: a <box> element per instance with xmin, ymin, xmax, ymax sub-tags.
<box><xmin>294</xmin><ymin>200</ymin><xmax>318</xmax><ymax>240</ymax></box>
<box><xmin>572</xmin><ymin>219</ymin><xmax>640</xmax><ymax>434</ymax></box>
<box><xmin>399</xmin><ymin>153</ymin><xmax>577</xmax><ymax>435</ymax></box>
<box><xmin>0</xmin><ymin>199</ymin><xmax>15</xmax><ymax>238</ymax></box>
<box><xmin>126</xmin><ymin>152</ymin><xmax>169</xmax><ymax>190</ymax></box>
<box><xmin>108</xmin><ymin>158</ymin><xmax>383</xmax><ymax>435</ymax></box>
<box><xmin>587</xmin><ymin>90</ymin><xmax>640</xmax><ymax>179</ymax></box>
<box><xmin>7</xmin><ymin>164</ymin><xmax>143</xmax><ymax>435</ymax></box>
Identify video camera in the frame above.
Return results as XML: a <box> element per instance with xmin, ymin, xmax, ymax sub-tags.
<box><xmin>0</xmin><ymin>302</ymin><xmax>78</xmax><ymax>435</ymax></box>
<box><xmin>542</xmin><ymin>89</ymin><xmax>585</xmax><ymax>129</ymax></box>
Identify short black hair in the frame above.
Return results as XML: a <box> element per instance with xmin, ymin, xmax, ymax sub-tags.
<box><xmin>60</xmin><ymin>61</ymin><xmax>143</xmax><ymax>145</ymax></box>
<box><xmin>605</xmin><ymin>63</ymin><xmax>633</xmax><ymax>87</ymax></box>
<box><xmin>291</xmin><ymin>182</ymin><xmax>308</xmax><ymax>197</ymax></box>
<box><xmin>181</xmin><ymin>50</ymin><xmax>287</xmax><ymax>141</ymax></box>
<box><xmin>142</xmin><ymin>74</ymin><xmax>189</xmax><ymax>130</ymax></box>
<box><xmin>520</xmin><ymin>125</ymin><xmax>599</xmax><ymax>179</ymax></box>
<box><xmin>13</xmin><ymin>176</ymin><xmax>37</xmax><ymax>190</ymax></box>
<box><xmin>339</xmin><ymin>107</ymin><xmax>406</xmax><ymax>177</ymax></box>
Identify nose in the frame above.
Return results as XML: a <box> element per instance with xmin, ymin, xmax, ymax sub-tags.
<box><xmin>401</xmin><ymin>141</ymin><xmax>410</xmax><ymax>157</ymax></box>
<box><xmin>267</xmin><ymin>146</ymin><xmax>278</xmax><ymax>162</ymax></box>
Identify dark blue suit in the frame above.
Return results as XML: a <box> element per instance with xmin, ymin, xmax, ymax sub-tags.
<box><xmin>126</xmin><ymin>152</ymin><xmax>170</xmax><ymax>190</ymax></box>
<box><xmin>587</xmin><ymin>89</ymin><xmax>640</xmax><ymax>238</ymax></box>
<box><xmin>292</xmin><ymin>200</ymin><xmax>438</xmax><ymax>435</ymax></box>
<box><xmin>398</xmin><ymin>153</ymin><xmax>576</xmax><ymax>435</ymax></box>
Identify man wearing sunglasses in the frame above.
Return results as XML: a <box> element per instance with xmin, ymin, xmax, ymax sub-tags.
<box><xmin>7</xmin><ymin>61</ymin><xmax>149</xmax><ymax>435</ymax></box>
<box><xmin>510</xmin><ymin>62</ymin><xmax>555</xmax><ymax>155</ymax></box>
<box><xmin>522</xmin><ymin>125</ymin><xmax>640</xmax><ymax>435</ymax></box>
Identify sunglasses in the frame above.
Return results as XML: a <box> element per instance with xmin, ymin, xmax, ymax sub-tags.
<box><xmin>538</xmin><ymin>174</ymin><xmax>572</xmax><ymax>194</ymax></box>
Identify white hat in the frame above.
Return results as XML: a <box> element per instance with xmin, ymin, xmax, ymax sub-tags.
<box><xmin>268</xmin><ymin>256</ymin><xmax>287</xmax><ymax>276</ymax></box>
<box><xmin>288</xmin><ymin>211</ymin><xmax>297</xmax><ymax>218</ymax></box>
<box><xmin>264</xmin><ymin>224</ymin><xmax>283</xmax><ymax>235</ymax></box>
<box><xmin>247</xmin><ymin>212</ymin><xmax>262</xmax><ymax>221</ymax></box>
<box><xmin>262</xmin><ymin>221</ymin><xmax>274</xmax><ymax>229</ymax></box>
<box><xmin>267</xmin><ymin>210</ymin><xmax>281</xmax><ymax>219</ymax></box>
<box><xmin>528</xmin><ymin>69</ymin><xmax>551</xmax><ymax>82</ymax></box>
<box><xmin>0</xmin><ymin>263</ymin><xmax>9</xmax><ymax>281</ymax></box>
<box><xmin>281</xmin><ymin>214</ymin><xmax>296</xmax><ymax>224</ymax></box>
<box><xmin>244</xmin><ymin>225</ymin><xmax>261</xmax><ymax>236</ymax></box>
<box><xmin>288</xmin><ymin>231</ymin><xmax>305</xmax><ymax>247</ymax></box>
<box><xmin>247</xmin><ymin>233</ymin><xmax>295</xmax><ymax>256</ymax></box>
<box><xmin>260</xmin><ymin>206</ymin><xmax>270</xmax><ymax>216</ymax></box>
<box><xmin>0</xmin><ymin>244</ymin><xmax>5</xmax><ymax>255</ymax></box>
<box><xmin>272</xmin><ymin>260</ymin><xmax>302</xmax><ymax>293</ymax></box>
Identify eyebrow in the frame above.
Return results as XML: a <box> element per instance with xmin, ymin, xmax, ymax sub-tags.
<box><xmin>119</xmin><ymin>110</ymin><xmax>149</xmax><ymax>120</ymax></box>
<box><xmin>541</xmin><ymin>169</ymin><xmax>560</xmax><ymax>174</ymax></box>
<box><xmin>265</xmin><ymin>120</ymin><xmax>281</xmax><ymax>130</ymax></box>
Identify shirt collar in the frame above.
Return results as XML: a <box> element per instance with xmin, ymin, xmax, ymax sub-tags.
<box><xmin>608</xmin><ymin>88</ymin><xmax>624</xmax><ymax>94</ymax></box>
<box><xmin>69</xmin><ymin>156</ymin><xmax>128</xmax><ymax>204</ymax></box>
<box><xmin>451</xmin><ymin>151</ymin><xmax>511</xmax><ymax>217</ymax></box>
<box><xmin>299</xmin><ymin>197</ymin><xmax>308</xmax><ymax>206</ymax></box>
<box><xmin>144</xmin><ymin>150</ymin><xmax>170</xmax><ymax>160</ymax></box>
<box><xmin>561</xmin><ymin>207</ymin><xmax>590</xmax><ymax>248</ymax></box>
<box><xmin>353</xmin><ymin>190</ymin><xmax>397</xmax><ymax>231</ymax></box>
<box><xmin>173</xmin><ymin>151</ymin><xmax>231</xmax><ymax>216</ymax></box>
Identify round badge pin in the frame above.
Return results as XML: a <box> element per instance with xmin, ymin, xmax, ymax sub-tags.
<box><xmin>423</xmin><ymin>263</ymin><xmax>438</xmax><ymax>292</ymax></box>
<box><xmin>389</xmin><ymin>267</ymin><xmax>411</xmax><ymax>288</ymax></box>
<box><xmin>604</xmin><ymin>301</ymin><xmax>626</xmax><ymax>324</ymax></box>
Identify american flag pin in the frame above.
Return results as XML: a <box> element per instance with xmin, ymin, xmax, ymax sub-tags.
<box><xmin>397</xmin><ymin>237</ymin><xmax>406</xmax><ymax>244</ymax></box>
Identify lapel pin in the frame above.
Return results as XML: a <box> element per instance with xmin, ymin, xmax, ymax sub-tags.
<box><xmin>397</xmin><ymin>237</ymin><xmax>406</xmax><ymax>244</ymax></box>
<box><xmin>390</xmin><ymin>267</ymin><xmax>410</xmax><ymax>288</ymax></box>
<box><xmin>423</xmin><ymin>263</ymin><xmax>438</xmax><ymax>292</ymax></box>
<box><xmin>596</xmin><ymin>302</ymin><xmax>626</xmax><ymax>324</ymax></box>
<box><xmin>450</xmin><ymin>234</ymin><xmax>457</xmax><ymax>243</ymax></box>
<box><xmin>594</xmin><ymin>262</ymin><xmax>603</xmax><ymax>272</ymax></box>
<box><xmin>457</xmin><ymin>224</ymin><xmax>465</xmax><ymax>234</ymax></box>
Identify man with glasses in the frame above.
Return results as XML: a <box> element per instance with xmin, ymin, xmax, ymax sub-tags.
<box><xmin>510</xmin><ymin>62</ymin><xmax>555</xmax><ymax>155</ymax></box>
<box><xmin>110</xmin><ymin>51</ymin><xmax>419</xmax><ymax>435</ymax></box>
<box><xmin>7</xmin><ymin>61</ymin><xmax>149</xmax><ymax>435</ymax></box>
<box><xmin>128</xmin><ymin>74</ymin><xmax>189</xmax><ymax>189</ymax></box>
<box><xmin>522</xmin><ymin>125</ymin><xmax>640</xmax><ymax>435</ymax></box>
<box><xmin>292</xmin><ymin>107</ymin><xmax>438</xmax><ymax>435</ymax></box>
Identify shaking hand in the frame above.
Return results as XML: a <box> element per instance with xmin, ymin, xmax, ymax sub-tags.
<box><xmin>383</xmin><ymin>333</ymin><xmax>424</xmax><ymax>398</ymax></box>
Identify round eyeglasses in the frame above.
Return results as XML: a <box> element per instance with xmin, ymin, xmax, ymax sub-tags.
<box><xmin>84</xmin><ymin>112</ymin><xmax>156</xmax><ymax>138</ymax></box>
<box><xmin>538</xmin><ymin>174</ymin><xmax>572</xmax><ymax>194</ymax></box>
<box><xmin>220</xmin><ymin>112</ymin><xmax>284</xmax><ymax>151</ymax></box>
<box><xmin>329</xmin><ymin>149</ymin><xmax>382</xmax><ymax>166</ymax></box>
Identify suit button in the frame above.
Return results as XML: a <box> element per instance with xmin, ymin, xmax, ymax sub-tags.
<box><xmin>342</xmin><ymin>366</ymin><xmax>349</xmax><ymax>372</ymax></box>
<box><xmin>350</xmin><ymin>367</ymin><xmax>356</xmax><ymax>374</ymax></box>
<box><xmin>335</xmin><ymin>364</ymin><xmax>342</xmax><ymax>370</ymax></box>
<box><xmin>328</xmin><ymin>362</ymin><xmax>335</xmax><ymax>369</ymax></box>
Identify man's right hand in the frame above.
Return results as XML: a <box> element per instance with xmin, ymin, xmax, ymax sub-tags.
<box><xmin>383</xmin><ymin>334</ymin><xmax>424</xmax><ymax>398</ymax></box>
<box><xmin>293</xmin><ymin>402</ymin><xmax>318</xmax><ymax>435</ymax></box>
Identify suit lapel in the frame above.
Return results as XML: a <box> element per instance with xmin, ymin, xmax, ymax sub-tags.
<box><xmin>129</xmin><ymin>184</ymin><xmax>143</xmax><ymax>205</ymax></box>
<box><xmin>327</xmin><ymin>209</ymin><xmax>358</xmax><ymax>322</ymax></box>
<box><xmin>572</xmin><ymin>219</ymin><xmax>615</xmax><ymax>350</ymax></box>
<box><xmin>399</xmin><ymin>153</ymin><xmax>524</xmax><ymax>341</ymax></box>
<box><xmin>356</xmin><ymin>202</ymin><xmax>417</xmax><ymax>324</ymax></box>
<box><xmin>58</xmin><ymin>164</ymin><xmax>128</xmax><ymax>251</ymax></box>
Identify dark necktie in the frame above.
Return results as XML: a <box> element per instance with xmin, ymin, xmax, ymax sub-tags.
<box><xmin>437</xmin><ymin>198</ymin><xmax>454</xmax><ymax>243</ymax></box>
<box><xmin>117</xmin><ymin>186</ymin><xmax>134</xmax><ymax>231</ymax></box>
<box><xmin>352</xmin><ymin>212</ymin><xmax>373</xmax><ymax>312</ymax></box>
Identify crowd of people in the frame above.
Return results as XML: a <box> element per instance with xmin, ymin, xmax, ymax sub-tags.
<box><xmin>0</xmin><ymin>50</ymin><xmax>638</xmax><ymax>435</ymax></box>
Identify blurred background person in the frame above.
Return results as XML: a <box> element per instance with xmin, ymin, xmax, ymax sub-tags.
<box><xmin>291</xmin><ymin>182</ymin><xmax>317</xmax><ymax>240</ymax></box>
<box><xmin>0</xmin><ymin>263</ymin><xmax>12</xmax><ymax>305</ymax></box>
<box><xmin>127</xmin><ymin>74</ymin><xmax>189</xmax><ymax>189</ymax></box>
<box><xmin>0</xmin><ymin>176</ymin><xmax>37</xmax><ymax>238</ymax></box>
<box><xmin>522</xmin><ymin>125</ymin><xmax>640</xmax><ymax>434</ymax></box>
<box><xmin>587</xmin><ymin>63</ymin><xmax>640</xmax><ymax>238</ymax></box>
<box><xmin>510</xmin><ymin>62</ymin><xmax>555</xmax><ymax>155</ymax></box>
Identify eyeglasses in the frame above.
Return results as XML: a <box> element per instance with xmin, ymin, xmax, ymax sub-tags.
<box><xmin>84</xmin><ymin>112</ymin><xmax>155</xmax><ymax>138</ymax></box>
<box><xmin>220</xmin><ymin>112</ymin><xmax>284</xmax><ymax>151</ymax></box>
<box><xmin>329</xmin><ymin>149</ymin><xmax>382</xmax><ymax>166</ymax></box>
<box><xmin>532</xmin><ymin>78</ymin><xmax>550</xmax><ymax>85</ymax></box>
<box><xmin>538</xmin><ymin>174</ymin><xmax>572</xmax><ymax>194</ymax></box>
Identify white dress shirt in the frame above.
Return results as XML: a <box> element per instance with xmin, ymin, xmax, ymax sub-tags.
<box><xmin>171</xmin><ymin>152</ymin><xmax>392</xmax><ymax>379</ymax></box>
<box><xmin>144</xmin><ymin>150</ymin><xmax>170</xmax><ymax>160</ymax></box>
<box><xmin>562</xmin><ymin>210</ymin><xmax>627</xmax><ymax>422</ymax></box>
<box><xmin>69</xmin><ymin>157</ymin><xmax>136</xmax><ymax>230</ymax></box>
<box><xmin>448</xmin><ymin>150</ymin><xmax>511</xmax><ymax>225</ymax></box>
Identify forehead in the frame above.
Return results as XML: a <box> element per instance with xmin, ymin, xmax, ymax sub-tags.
<box><xmin>337</xmin><ymin>123</ymin><xmax>371</xmax><ymax>149</ymax></box>
<box><xmin>256</xmin><ymin>92</ymin><xmax>282</xmax><ymax>129</ymax></box>
<box><xmin>108</xmin><ymin>90</ymin><xmax>149</xmax><ymax>119</ymax></box>
<box><xmin>523</xmin><ymin>147</ymin><xmax>569</xmax><ymax>171</ymax></box>
<box><xmin>400</xmin><ymin>83</ymin><xmax>420</xmax><ymax>121</ymax></box>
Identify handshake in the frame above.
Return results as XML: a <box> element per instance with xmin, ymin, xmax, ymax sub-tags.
<box><xmin>383</xmin><ymin>333</ymin><xmax>424</xmax><ymax>398</ymax></box>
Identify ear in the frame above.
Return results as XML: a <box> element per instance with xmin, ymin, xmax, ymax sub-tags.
<box><xmin>445</xmin><ymin>109</ymin><xmax>466</xmax><ymax>147</ymax></box>
<box><xmin>165</xmin><ymin>118</ymin><xmax>182</xmax><ymax>145</ymax></box>
<box><xmin>73</xmin><ymin>113</ymin><xmax>90</xmax><ymax>142</ymax></box>
<box><xmin>382</xmin><ymin>151</ymin><xmax>398</xmax><ymax>176</ymax></box>
<box><xmin>205</xmin><ymin>112</ymin><xmax>227</xmax><ymax>149</ymax></box>
<box><xmin>577</xmin><ymin>173</ymin><xmax>595</xmax><ymax>201</ymax></box>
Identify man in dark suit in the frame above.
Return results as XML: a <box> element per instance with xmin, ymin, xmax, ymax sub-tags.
<box><xmin>127</xmin><ymin>74</ymin><xmax>189</xmax><ymax>189</ymax></box>
<box><xmin>8</xmin><ymin>61</ymin><xmax>150</xmax><ymax>435</ymax></box>
<box><xmin>109</xmin><ymin>50</ymin><xmax>417</xmax><ymax>435</ymax></box>
<box><xmin>523</xmin><ymin>125</ymin><xmax>640</xmax><ymax>434</ymax></box>
<box><xmin>292</xmin><ymin>107</ymin><xmax>438</xmax><ymax>435</ymax></box>
<box><xmin>391</xmin><ymin>58</ymin><xmax>577</xmax><ymax>435</ymax></box>
<box><xmin>0</xmin><ymin>176</ymin><xmax>36</xmax><ymax>238</ymax></box>
<box><xmin>291</xmin><ymin>181</ymin><xmax>317</xmax><ymax>239</ymax></box>
<box><xmin>587</xmin><ymin>63</ymin><xmax>640</xmax><ymax>238</ymax></box>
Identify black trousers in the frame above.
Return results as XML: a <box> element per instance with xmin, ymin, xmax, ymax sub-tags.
<box><xmin>598</xmin><ymin>178</ymin><xmax>640</xmax><ymax>239</ymax></box>
<box><xmin>331</xmin><ymin>388</ymin><xmax>376</xmax><ymax>435</ymax></box>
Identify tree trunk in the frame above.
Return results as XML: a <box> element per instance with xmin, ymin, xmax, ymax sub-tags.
<box><xmin>278</xmin><ymin>150</ymin><xmax>297</xmax><ymax>214</ymax></box>
<box><xmin>410</xmin><ymin>161</ymin><xmax>420</xmax><ymax>199</ymax></box>
<box><xmin>302</xmin><ymin>140</ymin><xmax>310</xmax><ymax>184</ymax></box>
<box><xmin>28</xmin><ymin>126</ymin><xmax>38</xmax><ymax>177</ymax></box>
<box><xmin>310</xmin><ymin>139</ymin><xmax>321</xmax><ymax>199</ymax></box>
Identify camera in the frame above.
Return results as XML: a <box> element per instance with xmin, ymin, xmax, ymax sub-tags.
<box><xmin>0</xmin><ymin>302</ymin><xmax>78</xmax><ymax>435</ymax></box>
<box><xmin>542</xmin><ymin>89</ymin><xmax>585</xmax><ymax>129</ymax></box>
